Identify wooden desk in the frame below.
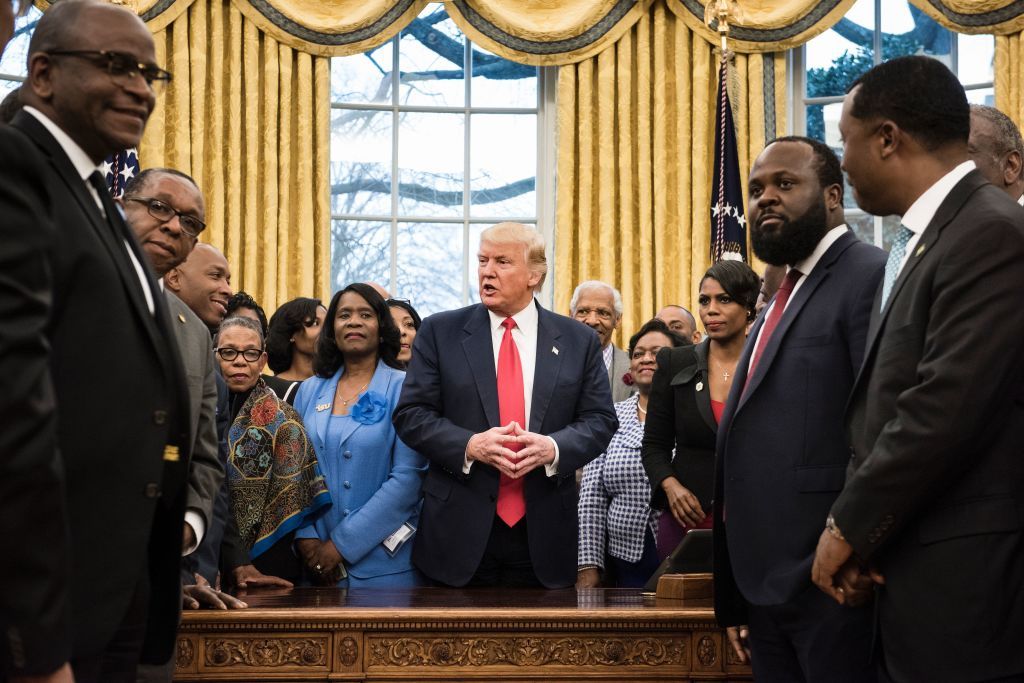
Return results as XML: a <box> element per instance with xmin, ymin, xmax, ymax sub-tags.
<box><xmin>174</xmin><ymin>587</ymin><xmax>752</xmax><ymax>681</ymax></box>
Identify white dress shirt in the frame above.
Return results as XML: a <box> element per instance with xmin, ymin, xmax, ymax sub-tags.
<box><xmin>897</xmin><ymin>160</ymin><xmax>976</xmax><ymax>275</ymax></box>
<box><xmin>749</xmin><ymin>224</ymin><xmax>849</xmax><ymax>370</ymax></box>
<box><xmin>463</xmin><ymin>299</ymin><xmax>559</xmax><ymax>476</ymax></box>
<box><xmin>23</xmin><ymin>106</ymin><xmax>155</xmax><ymax>315</ymax></box>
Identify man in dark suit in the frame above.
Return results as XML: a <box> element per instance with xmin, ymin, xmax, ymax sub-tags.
<box><xmin>812</xmin><ymin>56</ymin><xmax>1024</xmax><ymax>683</ymax></box>
<box><xmin>394</xmin><ymin>222</ymin><xmax>617</xmax><ymax>588</ymax></box>
<box><xmin>0</xmin><ymin>2</ymin><xmax>191</xmax><ymax>681</ymax></box>
<box><xmin>714</xmin><ymin>136</ymin><xmax>885</xmax><ymax>681</ymax></box>
<box><xmin>120</xmin><ymin>168</ymin><xmax>223</xmax><ymax>559</ymax></box>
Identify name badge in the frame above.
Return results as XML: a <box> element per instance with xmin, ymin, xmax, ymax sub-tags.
<box><xmin>163</xmin><ymin>445</ymin><xmax>180</xmax><ymax>462</ymax></box>
<box><xmin>382</xmin><ymin>522</ymin><xmax>416</xmax><ymax>557</ymax></box>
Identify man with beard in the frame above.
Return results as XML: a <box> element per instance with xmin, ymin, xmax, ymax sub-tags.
<box><xmin>712</xmin><ymin>136</ymin><xmax>885</xmax><ymax>681</ymax></box>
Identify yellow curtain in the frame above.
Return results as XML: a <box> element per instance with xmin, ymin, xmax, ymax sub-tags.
<box><xmin>996</xmin><ymin>34</ymin><xmax>1024</xmax><ymax>128</ymax></box>
<box><xmin>908</xmin><ymin>0</ymin><xmax>1024</xmax><ymax>35</ymax></box>
<box><xmin>140</xmin><ymin>0</ymin><xmax>332</xmax><ymax>313</ymax></box>
<box><xmin>555</xmin><ymin>1</ymin><xmax>784</xmax><ymax>344</ymax></box>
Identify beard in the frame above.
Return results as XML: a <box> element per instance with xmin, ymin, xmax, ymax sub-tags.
<box><xmin>751</xmin><ymin>200</ymin><xmax>830</xmax><ymax>266</ymax></box>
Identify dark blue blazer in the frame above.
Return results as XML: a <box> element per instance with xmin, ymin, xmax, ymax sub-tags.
<box><xmin>393</xmin><ymin>301</ymin><xmax>618</xmax><ymax>588</ymax></box>
<box><xmin>713</xmin><ymin>229</ymin><xmax>885</xmax><ymax>625</ymax></box>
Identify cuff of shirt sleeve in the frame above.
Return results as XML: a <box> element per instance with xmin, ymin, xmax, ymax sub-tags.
<box><xmin>545</xmin><ymin>436</ymin><xmax>560</xmax><ymax>477</ymax></box>
<box><xmin>182</xmin><ymin>511</ymin><xmax>205</xmax><ymax>556</ymax></box>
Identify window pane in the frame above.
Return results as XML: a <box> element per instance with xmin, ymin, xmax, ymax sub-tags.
<box><xmin>846</xmin><ymin>213</ymin><xmax>876</xmax><ymax>247</ymax></box>
<box><xmin>331</xmin><ymin>45</ymin><xmax>394</xmax><ymax>105</ymax></box>
<box><xmin>330</xmin><ymin>220</ymin><xmax>391</xmax><ymax>291</ymax></box>
<box><xmin>397</xmin><ymin>5</ymin><xmax>465</xmax><ymax>108</ymax></box>
<box><xmin>330</xmin><ymin>109</ymin><xmax>392</xmax><ymax>216</ymax></box>
<box><xmin>882</xmin><ymin>2</ymin><xmax>951</xmax><ymax>64</ymax></box>
<box><xmin>395</xmin><ymin>222</ymin><xmax>463</xmax><ymax>315</ymax></box>
<box><xmin>965</xmin><ymin>86</ymin><xmax>994</xmax><ymax>106</ymax></box>
<box><xmin>805</xmin><ymin>0</ymin><xmax>874</xmax><ymax>98</ymax></box>
<box><xmin>397</xmin><ymin>112</ymin><xmax>464</xmax><ymax>217</ymax></box>
<box><xmin>805</xmin><ymin>101</ymin><xmax>844</xmax><ymax>149</ymax></box>
<box><xmin>470</xmin><ymin>114</ymin><xmax>536</xmax><ymax>219</ymax></box>
<box><xmin>0</xmin><ymin>79</ymin><xmax>21</xmax><ymax>101</ymax></box>
<box><xmin>958</xmin><ymin>33</ymin><xmax>994</xmax><ymax>86</ymax></box>
<box><xmin>471</xmin><ymin>44</ymin><xmax>537</xmax><ymax>109</ymax></box>
<box><xmin>0</xmin><ymin>6</ymin><xmax>42</xmax><ymax>79</ymax></box>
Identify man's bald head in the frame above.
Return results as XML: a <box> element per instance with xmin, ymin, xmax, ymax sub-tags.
<box><xmin>166</xmin><ymin>243</ymin><xmax>232</xmax><ymax>330</ymax></box>
<box><xmin>656</xmin><ymin>305</ymin><xmax>700</xmax><ymax>344</ymax></box>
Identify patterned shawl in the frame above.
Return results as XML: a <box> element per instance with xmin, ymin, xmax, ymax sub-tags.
<box><xmin>227</xmin><ymin>379</ymin><xmax>330</xmax><ymax>559</ymax></box>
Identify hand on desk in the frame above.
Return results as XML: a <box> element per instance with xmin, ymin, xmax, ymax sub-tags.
<box><xmin>576</xmin><ymin>567</ymin><xmax>600</xmax><ymax>589</ymax></box>
<box><xmin>232</xmin><ymin>564</ymin><xmax>293</xmax><ymax>590</ymax></box>
<box><xmin>183</xmin><ymin>575</ymin><xmax>248</xmax><ymax>610</ymax></box>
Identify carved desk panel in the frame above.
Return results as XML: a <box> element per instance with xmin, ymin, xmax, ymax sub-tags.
<box><xmin>175</xmin><ymin>587</ymin><xmax>752</xmax><ymax>682</ymax></box>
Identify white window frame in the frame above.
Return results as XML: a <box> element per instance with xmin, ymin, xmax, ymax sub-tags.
<box><xmin>329</xmin><ymin>26</ymin><xmax>553</xmax><ymax>309</ymax></box>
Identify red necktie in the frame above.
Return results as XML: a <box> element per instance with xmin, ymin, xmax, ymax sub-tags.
<box><xmin>496</xmin><ymin>317</ymin><xmax>526</xmax><ymax>527</ymax></box>
<box><xmin>746</xmin><ymin>268</ymin><xmax>803</xmax><ymax>388</ymax></box>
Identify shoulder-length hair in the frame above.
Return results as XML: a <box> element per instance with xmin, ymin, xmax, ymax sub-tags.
<box><xmin>313</xmin><ymin>283</ymin><xmax>403</xmax><ymax>377</ymax></box>
<box><xmin>700</xmin><ymin>260</ymin><xmax>761</xmax><ymax>321</ymax></box>
<box><xmin>627</xmin><ymin>318</ymin><xmax>690</xmax><ymax>357</ymax></box>
<box><xmin>266</xmin><ymin>297</ymin><xmax>323</xmax><ymax>374</ymax></box>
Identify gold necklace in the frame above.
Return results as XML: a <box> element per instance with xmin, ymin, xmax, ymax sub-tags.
<box><xmin>337</xmin><ymin>381</ymin><xmax>368</xmax><ymax>407</ymax></box>
<box><xmin>711</xmin><ymin>359</ymin><xmax>735</xmax><ymax>382</ymax></box>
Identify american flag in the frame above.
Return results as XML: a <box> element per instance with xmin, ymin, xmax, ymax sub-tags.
<box><xmin>101</xmin><ymin>147</ymin><xmax>140</xmax><ymax>199</ymax></box>
<box><xmin>709</xmin><ymin>59</ymin><xmax>747</xmax><ymax>263</ymax></box>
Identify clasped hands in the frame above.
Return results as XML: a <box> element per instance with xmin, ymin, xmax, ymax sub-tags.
<box><xmin>466</xmin><ymin>422</ymin><xmax>554</xmax><ymax>479</ymax></box>
<box><xmin>811</xmin><ymin>530</ymin><xmax>885</xmax><ymax>608</ymax></box>
<box><xmin>296</xmin><ymin>538</ymin><xmax>345</xmax><ymax>585</ymax></box>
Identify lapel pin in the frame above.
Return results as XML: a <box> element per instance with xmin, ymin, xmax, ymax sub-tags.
<box><xmin>696</xmin><ymin>381</ymin><xmax>704</xmax><ymax>392</ymax></box>
<box><xmin>552</xmin><ymin>347</ymin><xmax>559</xmax><ymax>355</ymax></box>
<box><xmin>316</xmin><ymin>403</ymin><xmax>331</xmax><ymax>412</ymax></box>
<box><xmin>915</xmin><ymin>243</ymin><xmax>926</xmax><ymax>257</ymax></box>
<box><xmin>177</xmin><ymin>313</ymin><xmax>186</xmax><ymax>324</ymax></box>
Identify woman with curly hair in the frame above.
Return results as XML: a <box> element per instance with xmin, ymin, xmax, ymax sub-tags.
<box><xmin>293</xmin><ymin>283</ymin><xmax>428</xmax><ymax>587</ymax></box>
<box><xmin>264</xmin><ymin>297</ymin><xmax>326</xmax><ymax>402</ymax></box>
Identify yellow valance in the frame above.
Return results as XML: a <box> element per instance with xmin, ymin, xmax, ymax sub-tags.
<box><xmin>667</xmin><ymin>0</ymin><xmax>857</xmax><ymax>53</ymax></box>
<box><xmin>908</xmin><ymin>0</ymin><xmax>1024</xmax><ymax>35</ymax></box>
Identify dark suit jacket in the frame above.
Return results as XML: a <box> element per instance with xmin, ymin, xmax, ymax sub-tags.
<box><xmin>714</xmin><ymin>230</ymin><xmax>885</xmax><ymax>626</ymax></box>
<box><xmin>1</xmin><ymin>111</ymin><xmax>191</xmax><ymax>673</ymax></box>
<box><xmin>0</xmin><ymin>124</ymin><xmax>70</xmax><ymax>677</ymax></box>
<box><xmin>641</xmin><ymin>339</ymin><xmax>717</xmax><ymax>513</ymax></box>
<box><xmin>166</xmin><ymin>290</ymin><xmax>223</xmax><ymax>535</ymax></box>
<box><xmin>608</xmin><ymin>345</ymin><xmax>635</xmax><ymax>403</ymax></box>
<box><xmin>393</xmin><ymin>301</ymin><xmax>618</xmax><ymax>588</ymax></box>
<box><xmin>832</xmin><ymin>171</ymin><xmax>1024</xmax><ymax>681</ymax></box>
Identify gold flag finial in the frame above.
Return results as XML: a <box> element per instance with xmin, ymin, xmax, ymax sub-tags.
<box><xmin>704</xmin><ymin>0</ymin><xmax>744</xmax><ymax>60</ymax></box>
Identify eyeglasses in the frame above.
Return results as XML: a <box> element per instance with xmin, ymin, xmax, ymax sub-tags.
<box><xmin>214</xmin><ymin>347</ymin><xmax>263</xmax><ymax>362</ymax></box>
<box><xmin>47</xmin><ymin>50</ymin><xmax>172</xmax><ymax>94</ymax></box>
<box><xmin>123</xmin><ymin>196</ymin><xmax>205</xmax><ymax>238</ymax></box>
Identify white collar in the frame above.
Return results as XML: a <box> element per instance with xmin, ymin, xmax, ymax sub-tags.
<box><xmin>792</xmin><ymin>224</ymin><xmax>848</xmax><ymax>277</ymax></box>
<box><xmin>900</xmin><ymin>160</ymin><xmax>975</xmax><ymax>235</ymax></box>
<box><xmin>487</xmin><ymin>299</ymin><xmax>538</xmax><ymax>333</ymax></box>
<box><xmin>23</xmin><ymin>106</ymin><xmax>101</xmax><ymax>182</ymax></box>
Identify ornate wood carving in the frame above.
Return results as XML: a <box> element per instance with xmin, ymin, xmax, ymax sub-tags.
<box><xmin>368</xmin><ymin>636</ymin><xmax>688</xmax><ymax>668</ymax></box>
<box><xmin>338</xmin><ymin>636</ymin><xmax>359</xmax><ymax>666</ymax></box>
<box><xmin>696</xmin><ymin>635</ymin><xmax>717</xmax><ymax>667</ymax></box>
<box><xmin>175</xmin><ymin>637</ymin><xmax>195</xmax><ymax>669</ymax></box>
<box><xmin>204</xmin><ymin>637</ymin><xmax>328</xmax><ymax>668</ymax></box>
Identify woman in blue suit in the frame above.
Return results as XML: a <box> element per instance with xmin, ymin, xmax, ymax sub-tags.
<box><xmin>294</xmin><ymin>283</ymin><xmax>427</xmax><ymax>587</ymax></box>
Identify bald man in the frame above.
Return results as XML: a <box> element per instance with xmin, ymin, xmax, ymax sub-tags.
<box><xmin>656</xmin><ymin>305</ymin><xmax>701</xmax><ymax>344</ymax></box>
<box><xmin>166</xmin><ymin>243</ymin><xmax>232</xmax><ymax>331</ymax></box>
<box><xmin>1</xmin><ymin>1</ymin><xmax>190</xmax><ymax>680</ymax></box>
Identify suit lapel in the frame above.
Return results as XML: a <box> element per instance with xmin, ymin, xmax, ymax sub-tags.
<box><xmin>530</xmin><ymin>304</ymin><xmax>563</xmax><ymax>433</ymax></box>
<box><xmin>311</xmin><ymin>372</ymin><xmax>339</xmax><ymax>451</ymax></box>
<box><xmin>463</xmin><ymin>306</ymin><xmax>501</xmax><ymax>428</ymax></box>
<box><xmin>14</xmin><ymin>112</ymin><xmax>165</xmax><ymax>356</ymax></box>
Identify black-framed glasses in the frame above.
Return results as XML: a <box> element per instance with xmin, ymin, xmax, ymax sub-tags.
<box><xmin>124</xmin><ymin>196</ymin><xmax>205</xmax><ymax>238</ymax></box>
<box><xmin>214</xmin><ymin>347</ymin><xmax>263</xmax><ymax>362</ymax></box>
<box><xmin>47</xmin><ymin>50</ymin><xmax>172</xmax><ymax>94</ymax></box>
